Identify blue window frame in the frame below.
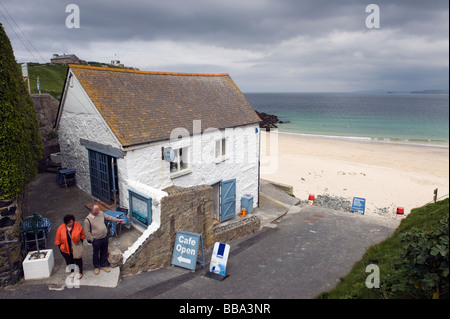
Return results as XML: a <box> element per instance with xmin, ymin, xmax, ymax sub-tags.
<box><xmin>128</xmin><ymin>190</ymin><xmax>152</xmax><ymax>228</ymax></box>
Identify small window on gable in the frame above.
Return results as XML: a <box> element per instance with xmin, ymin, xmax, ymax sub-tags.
<box><xmin>215</xmin><ymin>138</ymin><xmax>228</xmax><ymax>162</ymax></box>
<box><xmin>170</xmin><ymin>146</ymin><xmax>191</xmax><ymax>177</ymax></box>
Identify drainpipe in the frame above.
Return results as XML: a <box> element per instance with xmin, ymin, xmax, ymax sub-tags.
<box><xmin>257</xmin><ymin>126</ymin><xmax>261</xmax><ymax>207</ymax></box>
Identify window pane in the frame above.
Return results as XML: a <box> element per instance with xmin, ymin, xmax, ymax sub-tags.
<box><xmin>131</xmin><ymin>195</ymin><xmax>148</xmax><ymax>224</ymax></box>
<box><xmin>222</xmin><ymin>138</ymin><xmax>226</xmax><ymax>156</ymax></box>
<box><xmin>170</xmin><ymin>162</ymin><xmax>178</xmax><ymax>172</ymax></box>
<box><xmin>180</xmin><ymin>147</ymin><xmax>189</xmax><ymax>170</ymax></box>
<box><xmin>170</xmin><ymin>150</ymin><xmax>179</xmax><ymax>173</ymax></box>
<box><xmin>215</xmin><ymin>140</ymin><xmax>221</xmax><ymax>158</ymax></box>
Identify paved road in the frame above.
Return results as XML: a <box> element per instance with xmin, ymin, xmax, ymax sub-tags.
<box><xmin>1</xmin><ymin>205</ymin><xmax>398</xmax><ymax>300</ymax></box>
<box><xmin>142</xmin><ymin>206</ymin><xmax>398</xmax><ymax>299</ymax></box>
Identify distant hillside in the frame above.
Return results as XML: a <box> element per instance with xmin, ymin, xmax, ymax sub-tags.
<box><xmin>411</xmin><ymin>89</ymin><xmax>449</xmax><ymax>94</ymax></box>
<box><xmin>20</xmin><ymin>62</ymin><xmax>138</xmax><ymax>100</ymax></box>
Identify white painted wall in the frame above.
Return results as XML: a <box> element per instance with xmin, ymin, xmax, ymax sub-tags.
<box><xmin>120</xmin><ymin>126</ymin><xmax>260</xmax><ymax>264</ymax></box>
<box><xmin>122</xmin><ymin>123</ymin><xmax>260</xmax><ymax>214</ymax></box>
<box><xmin>122</xmin><ymin>180</ymin><xmax>168</xmax><ymax>263</ymax></box>
<box><xmin>58</xmin><ymin>72</ymin><xmax>123</xmax><ymax>196</ymax></box>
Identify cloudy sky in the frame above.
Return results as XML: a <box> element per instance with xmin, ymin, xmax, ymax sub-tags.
<box><xmin>1</xmin><ymin>0</ymin><xmax>448</xmax><ymax>92</ymax></box>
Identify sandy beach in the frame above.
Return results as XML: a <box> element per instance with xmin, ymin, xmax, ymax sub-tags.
<box><xmin>260</xmin><ymin>131</ymin><xmax>449</xmax><ymax>218</ymax></box>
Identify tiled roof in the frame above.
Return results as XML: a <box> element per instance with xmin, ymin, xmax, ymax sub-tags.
<box><xmin>69</xmin><ymin>65</ymin><xmax>261</xmax><ymax>147</ymax></box>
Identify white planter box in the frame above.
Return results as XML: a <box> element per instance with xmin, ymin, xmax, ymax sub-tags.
<box><xmin>22</xmin><ymin>249</ymin><xmax>54</xmax><ymax>280</ymax></box>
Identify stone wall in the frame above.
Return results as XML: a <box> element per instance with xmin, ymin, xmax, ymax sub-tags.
<box><xmin>213</xmin><ymin>215</ymin><xmax>260</xmax><ymax>244</ymax></box>
<box><xmin>122</xmin><ymin>185</ymin><xmax>214</xmax><ymax>275</ymax></box>
<box><xmin>31</xmin><ymin>94</ymin><xmax>58</xmax><ymax>140</ymax></box>
<box><xmin>121</xmin><ymin>183</ymin><xmax>262</xmax><ymax>275</ymax></box>
<box><xmin>0</xmin><ymin>197</ymin><xmax>25</xmax><ymax>286</ymax></box>
<box><xmin>30</xmin><ymin>94</ymin><xmax>60</xmax><ymax>172</ymax></box>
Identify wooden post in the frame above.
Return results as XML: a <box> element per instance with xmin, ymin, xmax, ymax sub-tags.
<box><xmin>24</xmin><ymin>77</ymin><xmax>31</xmax><ymax>94</ymax></box>
<box><xmin>433</xmin><ymin>188</ymin><xmax>438</xmax><ymax>203</ymax></box>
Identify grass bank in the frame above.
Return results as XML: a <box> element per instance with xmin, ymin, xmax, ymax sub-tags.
<box><xmin>317</xmin><ymin>198</ymin><xmax>449</xmax><ymax>299</ymax></box>
<box><xmin>26</xmin><ymin>63</ymin><xmax>68</xmax><ymax>100</ymax></box>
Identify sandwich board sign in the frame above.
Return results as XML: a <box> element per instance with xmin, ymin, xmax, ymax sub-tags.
<box><xmin>171</xmin><ymin>231</ymin><xmax>204</xmax><ymax>272</ymax></box>
<box><xmin>351</xmin><ymin>197</ymin><xmax>366</xmax><ymax>215</ymax></box>
<box><xmin>209</xmin><ymin>242</ymin><xmax>230</xmax><ymax>279</ymax></box>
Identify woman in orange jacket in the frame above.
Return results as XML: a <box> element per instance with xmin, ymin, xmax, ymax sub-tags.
<box><xmin>55</xmin><ymin>214</ymin><xmax>86</xmax><ymax>279</ymax></box>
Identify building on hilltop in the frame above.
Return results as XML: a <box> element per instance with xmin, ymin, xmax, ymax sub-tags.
<box><xmin>50</xmin><ymin>53</ymin><xmax>80</xmax><ymax>65</ymax></box>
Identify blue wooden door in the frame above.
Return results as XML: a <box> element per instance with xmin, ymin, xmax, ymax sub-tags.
<box><xmin>88</xmin><ymin>150</ymin><xmax>111</xmax><ymax>204</ymax></box>
<box><xmin>220</xmin><ymin>179</ymin><xmax>236</xmax><ymax>222</ymax></box>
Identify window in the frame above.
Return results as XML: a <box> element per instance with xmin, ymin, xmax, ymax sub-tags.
<box><xmin>170</xmin><ymin>146</ymin><xmax>191</xmax><ymax>177</ymax></box>
<box><xmin>215</xmin><ymin>138</ymin><xmax>228</xmax><ymax>162</ymax></box>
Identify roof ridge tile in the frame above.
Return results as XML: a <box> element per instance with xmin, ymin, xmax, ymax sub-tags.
<box><xmin>69</xmin><ymin>64</ymin><xmax>229</xmax><ymax>77</ymax></box>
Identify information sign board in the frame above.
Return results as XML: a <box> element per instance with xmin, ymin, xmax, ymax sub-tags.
<box><xmin>21</xmin><ymin>63</ymin><xmax>28</xmax><ymax>77</ymax></box>
<box><xmin>171</xmin><ymin>231</ymin><xmax>204</xmax><ymax>272</ymax></box>
<box><xmin>351</xmin><ymin>197</ymin><xmax>366</xmax><ymax>215</ymax></box>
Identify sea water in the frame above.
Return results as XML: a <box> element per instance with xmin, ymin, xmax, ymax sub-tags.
<box><xmin>245</xmin><ymin>92</ymin><xmax>449</xmax><ymax>147</ymax></box>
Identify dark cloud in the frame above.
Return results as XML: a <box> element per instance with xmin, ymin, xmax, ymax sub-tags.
<box><xmin>1</xmin><ymin>0</ymin><xmax>448</xmax><ymax>91</ymax></box>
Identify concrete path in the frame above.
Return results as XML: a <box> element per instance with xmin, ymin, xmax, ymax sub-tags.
<box><xmin>17</xmin><ymin>173</ymin><xmax>132</xmax><ymax>289</ymax></box>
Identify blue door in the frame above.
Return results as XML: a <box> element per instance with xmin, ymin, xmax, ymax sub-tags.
<box><xmin>220</xmin><ymin>179</ymin><xmax>236</xmax><ymax>222</ymax></box>
<box><xmin>88</xmin><ymin>150</ymin><xmax>111</xmax><ymax>204</ymax></box>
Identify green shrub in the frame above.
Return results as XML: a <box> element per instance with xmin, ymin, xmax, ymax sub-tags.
<box><xmin>385</xmin><ymin>215</ymin><xmax>449</xmax><ymax>298</ymax></box>
<box><xmin>317</xmin><ymin>199</ymin><xmax>449</xmax><ymax>299</ymax></box>
<box><xmin>0</xmin><ymin>24</ymin><xmax>43</xmax><ymax>199</ymax></box>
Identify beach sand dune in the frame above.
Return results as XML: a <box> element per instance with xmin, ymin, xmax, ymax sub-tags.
<box><xmin>260</xmin><ymin>131</ymin><xmax>449</xmax><ymax>218</ymax></box>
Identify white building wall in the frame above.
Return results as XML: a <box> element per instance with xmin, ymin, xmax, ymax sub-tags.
<box><xmin>58</xmin><ymin>72</ymin><xmax>124</xmax><ymax>196</ymax></box>
<box><xmin>123</xmin><ymin>123</ymin><xmax>260</xmax><ymax>213</ymax></box>
<box><xmin>122</xmin><ymin>179</ymin><xmax>168</xmax><ymax>263</ymax></box>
